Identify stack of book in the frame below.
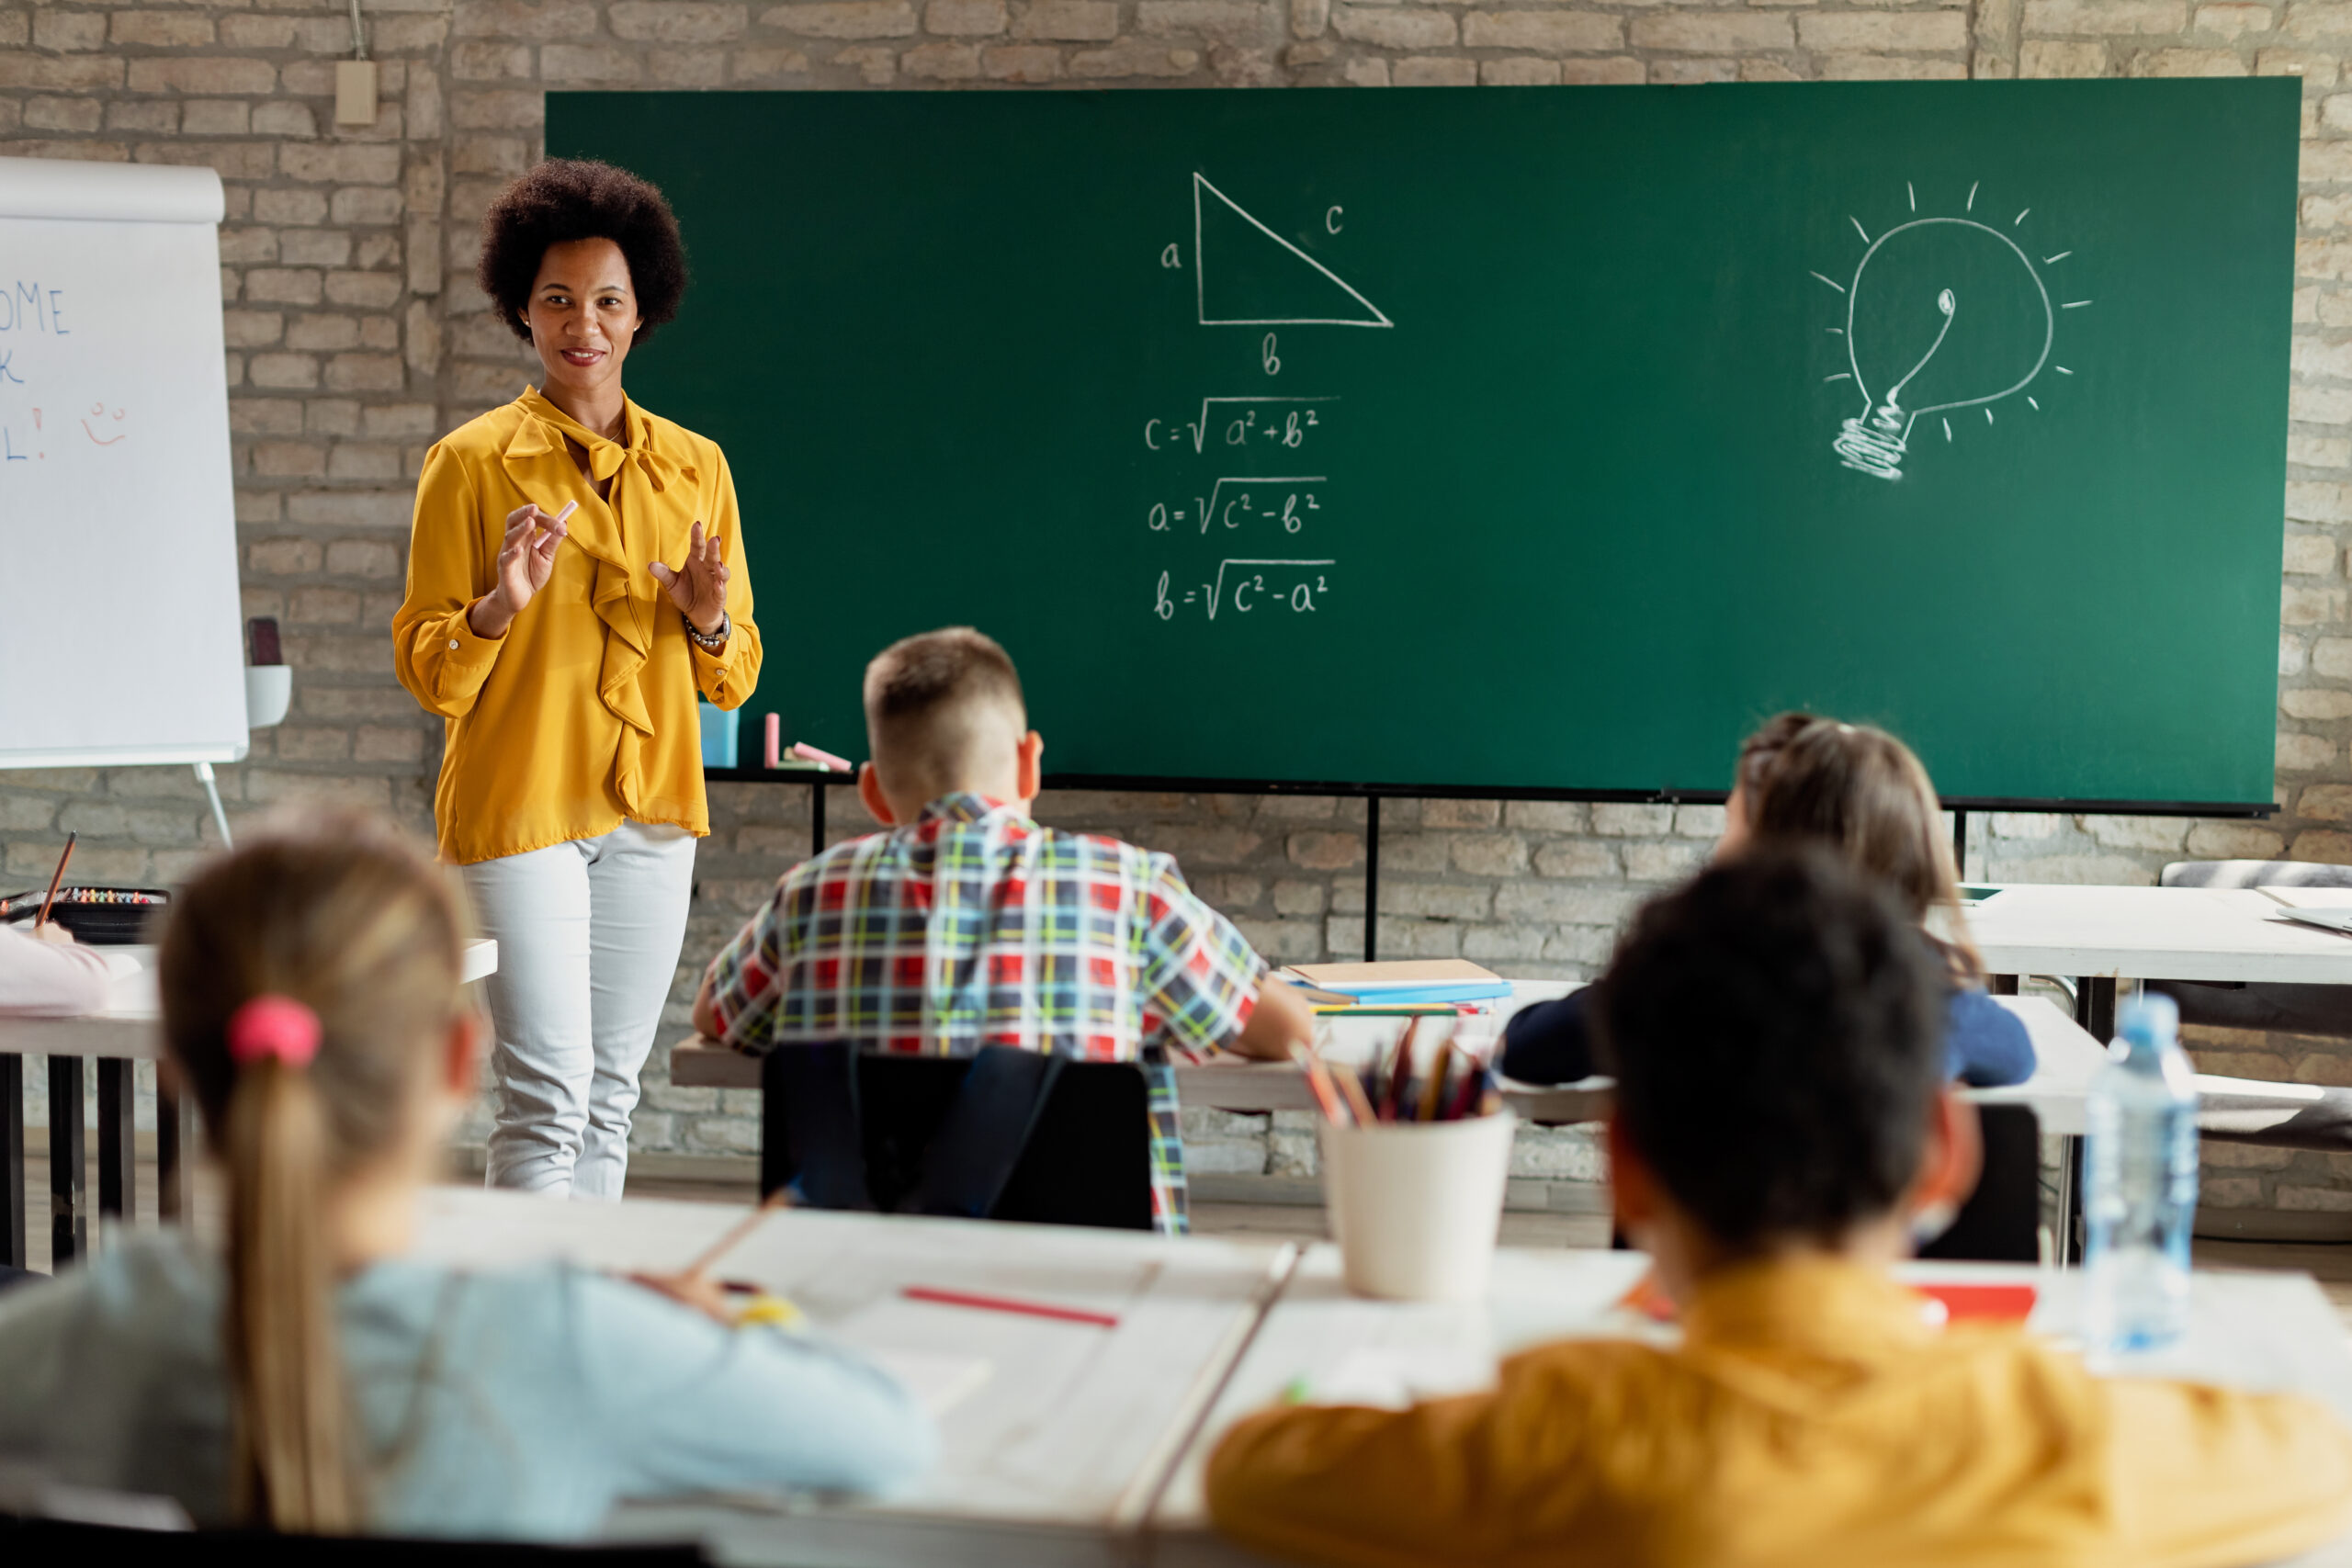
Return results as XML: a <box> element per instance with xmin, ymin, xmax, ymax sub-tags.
<box><xmin>1277</xmin><ymin>959</ymin><xmax>1513</xmax><ymax>1016</ymax></box>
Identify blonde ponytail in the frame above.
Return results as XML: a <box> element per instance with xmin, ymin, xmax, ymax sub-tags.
<box><xmin>225</xmin><ymin>1049</ymin><xmax>353</xmax><ymax>1529</ymax></box>
<box><xmin>157</xmin><ymin>815</ymin><xmax>467</xmax><ymax>1535</ymax></box>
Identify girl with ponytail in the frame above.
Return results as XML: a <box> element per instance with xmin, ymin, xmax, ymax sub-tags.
<box><xmin>0</xmin><ymin>812</ymin><xmax>933</xmax><ymax>1536</ymax></box>
<box><xmin>1501</xmin><ymin>713</ymin><xmax>2037</xmax><ymax>1092</ymax></box>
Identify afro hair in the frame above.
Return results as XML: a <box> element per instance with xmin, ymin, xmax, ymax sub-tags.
<box><xmin>477</xmin><ymin>159</ymin><xmax>688</xmax><ymax>344</ymax></box>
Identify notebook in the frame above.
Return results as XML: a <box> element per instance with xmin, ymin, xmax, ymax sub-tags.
<box><xmin>2272</xmin><ymin>908</ymin><xmax>2352</xmax><ymax>936</ymax></box>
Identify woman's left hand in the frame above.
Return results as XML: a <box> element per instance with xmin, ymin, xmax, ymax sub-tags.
<box><xmin>650</xmin><ymin>521</ymin><xmax>729</xmax><ymax>637</ymax></box>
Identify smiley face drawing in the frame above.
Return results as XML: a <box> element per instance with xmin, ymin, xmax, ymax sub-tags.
<box><xmin>81</xmin><ymin>402</ymin><xmax>127</xmax><ymax>446</ymax></box>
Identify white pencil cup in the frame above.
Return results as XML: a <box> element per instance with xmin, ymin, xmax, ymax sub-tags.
<box><xmin>1318</xmin><ymin>1111</ymin><xmax>1516</xmax><ymax>1303</ymax></box>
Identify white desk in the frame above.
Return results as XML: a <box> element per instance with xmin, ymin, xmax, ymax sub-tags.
<box><xmin>1970</xmin><ymin>885</ymin><xmax>2352</xmax><ymax>988</ymax></box>
<box><xmin>407</xmin><ymin>1187</ymin><xmax>1294</xmax><ymax>1568</ymax></box>
<box><xmin>0</xmin><ymin>939</ymin><xmax>500</xmax><ymax>1059</ymax></box>
<box><xmin>0</xmin><ymin>939</ymin><xmax>499</xmax><ymax>1273</ymax></box>
<box><xmin>1182</xmin><ymin>994</ymin><xmax>2112</xmax><ymax>1132</ymax></box>
<box><xmin>1148</xmin><ymin>1247</ymin><xmax>2352</xmax><ymax>1567</ymax></box>
<box><xmin>402</xmin><ymin>1190</ymin><xmax>2352</xmax><ymax>1568</ymax></box>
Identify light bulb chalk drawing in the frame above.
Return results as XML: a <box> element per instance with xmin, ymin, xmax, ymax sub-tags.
<box><xmin>1821</xmin><ymin>203</ymin><xmax>2081</xmax><ymax>481</ymax></box>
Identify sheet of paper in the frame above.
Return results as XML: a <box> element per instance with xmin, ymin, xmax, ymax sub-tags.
<box><xmin>868</xmin><ymin>1348</ymin><xmax>995</xmax><ymax>1417</ymax></box>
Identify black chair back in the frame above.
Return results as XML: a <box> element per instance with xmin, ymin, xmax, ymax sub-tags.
<box><xmin>0</xmin><ymin>1516</ymin><xmax>704</xmax><ymax>1564</ymax></box>
<box><xmin>760</xmin><ymin>1045</ymin><xmax>1155</xmax><ymax>1232</ymax></box>
<box><xmin>1916</xmin><ymin>1103</ymin><xmax>2041</xmax><ymax>1263</ymax></box>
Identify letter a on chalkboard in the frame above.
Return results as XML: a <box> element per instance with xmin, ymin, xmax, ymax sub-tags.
<box><xmin>1193</xmin><ymin>174</ymin><xmax>1392</xmax><ymax>330</ymax></box>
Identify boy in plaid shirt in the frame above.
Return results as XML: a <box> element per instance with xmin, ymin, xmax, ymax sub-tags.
<box><xmin>694</xmin><ymin>626</ymin><xmax>1313</xmax><ymax>1234</ymax></box>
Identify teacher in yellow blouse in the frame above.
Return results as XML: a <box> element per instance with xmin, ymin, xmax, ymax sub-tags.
<box><xmin>393</xmin><ymin>161</ymin><xmax>761</xmax><ymax>1198</ymax></box>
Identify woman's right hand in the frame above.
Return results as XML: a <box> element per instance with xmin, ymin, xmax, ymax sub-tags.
<box><xmin>468</xmin><ymin>503</ymin><xmax>569</xmax><ymax>638</ymax></box>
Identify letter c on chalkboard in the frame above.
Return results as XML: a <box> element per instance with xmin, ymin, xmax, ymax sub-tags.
<box><xmin>1326</xmin><ymin>207</ymin><xmax>1342</xmax><ymax>234</ymax></box>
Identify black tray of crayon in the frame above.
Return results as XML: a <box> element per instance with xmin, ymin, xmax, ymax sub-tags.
<box><xmin>0</xmin><ymin>886</ymin><xmax>170</xmax><ymax>946</ymax></box>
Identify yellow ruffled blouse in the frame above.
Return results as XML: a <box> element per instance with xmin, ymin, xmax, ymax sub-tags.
<box><xmin>393</xmin><ymin>387</ymin><xmax>762</xmax><ymax>865</ymax></box>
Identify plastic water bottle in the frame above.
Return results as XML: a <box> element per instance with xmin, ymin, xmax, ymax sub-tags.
<box><xmin>2082</xmin><ymin>992</ymin><xmax>2199</xmax><ymax>1352</ymax></box>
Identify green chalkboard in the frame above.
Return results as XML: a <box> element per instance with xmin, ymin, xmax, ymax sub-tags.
<box><xmin>547</xmin><ymin>81</ymin><xmax>2297</xmax><ymax>808</ymax></box>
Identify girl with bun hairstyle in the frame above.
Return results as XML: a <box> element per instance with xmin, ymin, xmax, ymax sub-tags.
<box><xmin>0</xmin><ymin>815</ymin><xmax>931</xmax><ymax>1537</ymax></box>
<box><xmin>1502</xmin><ymin>713</ymin><xmax>2035</xmax><ymax>1090</ymax></box>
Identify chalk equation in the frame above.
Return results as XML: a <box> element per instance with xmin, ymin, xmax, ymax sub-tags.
<box><xmin>1155</xmin><ymin>559</ymin><xmax>1335</xmax><ymax>622</ymax></box>
<box><xmin>1816</xmin><ymin>184</ymin><xmax>2075</xmax><ymax>481</ymax></box>
<box><xmin>1149</xmin><ymin>478</ymin><xmax>1324</xmax><ymax>536</ymax></box>
<box><xmin>1143</xmin><ymin>396</ymin><xmax>1335</xmax><ymax>454</ymax></box>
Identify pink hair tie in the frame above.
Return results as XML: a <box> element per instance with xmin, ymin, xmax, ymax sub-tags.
<box><xmin>226</xmin><ymin>995</ymin><xmax>322</xmax><ymax>1069</ymax></box>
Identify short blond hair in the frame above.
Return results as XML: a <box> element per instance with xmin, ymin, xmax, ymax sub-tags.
<box><xmin>863</xmin><ymin>626</ymin><xmax>1027</xmax><ymax>796</ymax></box>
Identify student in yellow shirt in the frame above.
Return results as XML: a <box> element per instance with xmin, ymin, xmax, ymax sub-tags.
<box><xmin>392</xmin><ymin>161</ymin><xmax>760</xmax><ymax>1199</ymax></box>
<box><xmin>1207</xmin><ymin>850</ymin><xmax>2352</xmax><ymax>1568</ymax></box>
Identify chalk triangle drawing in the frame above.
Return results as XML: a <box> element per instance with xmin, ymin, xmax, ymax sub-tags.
<box><xmin>1194</xmin><ymin>173</ymin><xmax>1393</xmax><ymax>329</ymax></box>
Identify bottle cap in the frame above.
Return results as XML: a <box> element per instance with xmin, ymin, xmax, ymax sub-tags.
<box><xmin>2117</xmin><ymin>990</ymin><xmax>2180</xmax><ymax>1046</ymax></box>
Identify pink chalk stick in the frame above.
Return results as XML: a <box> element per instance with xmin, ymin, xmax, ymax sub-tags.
<box><xmin>791</xmin><ymin>741</ymin><xmax>853</xmax><ymax>773</ymax></box>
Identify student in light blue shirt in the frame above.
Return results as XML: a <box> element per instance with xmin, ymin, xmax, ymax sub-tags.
<box><xmin>0</xmin><ymin>813</ymin><xmax>933</xmax><ymax>1538</ymax></box>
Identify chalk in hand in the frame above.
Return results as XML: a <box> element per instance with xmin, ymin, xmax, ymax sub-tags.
<box><xmin>552</xmin><ymin>500</ymin><xmax>579</xmax><ymax>524</ymax></box>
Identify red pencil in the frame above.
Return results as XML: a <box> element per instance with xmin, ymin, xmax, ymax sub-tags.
<box><xmin>902</xmin><ymin>1284</ymin><xmax>1121</xmax><ymax>1328</ymax></box>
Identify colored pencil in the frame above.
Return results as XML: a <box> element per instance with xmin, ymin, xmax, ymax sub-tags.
<box><xmin>682</xmin><ymin>1187</ymin><xmax>792</xmax><ymax>1279</ymax></box>
<box><xmin>1416</xmin><ymin>1041</ymin><xmax>1453</xmax><ymax>1122</ymax></box>
<box><xmin>34</xmin><ymin>833</ymin><xmax>75</xmax><ymax>930</ymax></box>
<box><xmin>1385</xmin><ymin>1020</ymin><xmax>1420</xmax><ymax>1121</ymax></box>
<box><xmin>1444</xmin><ymin>1051</ymin><xmax>1487</xmax><ymax>1121</ymax></box>
<box><xmin>1291</xmin><ymin>1043</ymin><xmax>1350</xmax><ymax>1124</ymax></box>
<box><xmin>1334</xmin><ymin>1061</ymin><xmax>1379</xmax><ymax>1125</ymax></box>
<box><xmin>902</xmin><ymin>1284</ymin><xmax>1121</xmax><ymax>1328</ymax></box>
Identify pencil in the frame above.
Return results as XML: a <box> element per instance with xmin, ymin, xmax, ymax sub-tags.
<box><xmin>1385</xmin><ymin>1020</ymin><xmax>1420</xmax><ymax>1122</ymax></box>
<box><xmin>1444</xmin><ymin>1048</ymin><xmax>1487</xmax><ymax>1121</ymax></box>
<box><xmin>683</xmin><ymin>1187</ymin><xmax>791</xmax><ymax>1279</ymax></box>
<box><xmin>1291</xmin><ymin>1043</ymin><xmax>1350</xmax><ymax>1125</ymax></box>
<box><xmin>1334</xmin><ymin>1060</ymin><xmax>1378</xmax><ymax>1125</ymax></box>
<box><xmin>34</xmin><ymin>832</ymin><xmax>75</xmax><ymax>930</ymax></box>
<box><xmin>902</xmin><ymin>1284</ymin><xmax>1120</xmax><ymax>1329</ymax></box>
<box><xmin>1416</xmin><ymin>1040</ymin><xmax>1453</xmax><ymax>1122</ymax></box>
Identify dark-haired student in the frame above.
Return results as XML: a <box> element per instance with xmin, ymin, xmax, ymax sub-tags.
<box><xmin>1207</xmin><ymin>851</ymin><xmax>2352</xmax><ymax>1568</ymax></box>
<box><xmin>1502</xmin><ymin>713</ymin><xmax>2033</xmax><ymax>1090</ymax></box>
<box><xmin>393</xmin><ymin>158</ymin><xmax>761</xmax><ymax>1199</ymax></box>
<box><xmin>0</xmin><ymin>814</ymin><xmax>930</xmax><ymax>1537</ymax></box>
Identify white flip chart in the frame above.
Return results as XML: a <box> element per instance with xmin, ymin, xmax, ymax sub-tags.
<box><xmin>0</xmin><ymin>155</ymin><xmax>246</xmax><ymax>769</ymax></box>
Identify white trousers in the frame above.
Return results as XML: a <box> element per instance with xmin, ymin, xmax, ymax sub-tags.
<box><xmin>461</xmin><ymin>820</ymin><xmax>697</xmax><ymax>1199</ymax></box>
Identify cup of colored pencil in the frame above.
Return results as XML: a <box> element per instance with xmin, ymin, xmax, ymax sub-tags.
<box><xmin>1297</xmin><ymin>1022</ymin><xmax>1516</xmax><ymax>1303</ymax></box>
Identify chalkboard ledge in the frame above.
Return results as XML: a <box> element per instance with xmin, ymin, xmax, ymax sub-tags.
<box><xmin>696</xmin><ymin>770</ymin><xmax>2275</xmax><ymax>818</ymax></box>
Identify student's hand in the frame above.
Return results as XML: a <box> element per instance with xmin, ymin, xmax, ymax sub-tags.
<box><xmin>650</xmin><ymin>522</ymin><xmax>729</xmax><ymax>637</ymax></box>
<box><xmin>470</xmin><ymin>503</ymin><xmax>569</xmax><ymax>637</ymax></box>
<box><xmin>628</xmin><ymin>1269</ymin><xmax>736</xmax><ymax>1325</ymax></box>
<box><xmin>1230</xmin><ymin>974</ymin><xmax>1317</xmax><ymax>1062</ymax></box>
<box><xmin>28</xmin><ymin>921</ymin><xmax>74</xmax><ymax>946</ymax></box>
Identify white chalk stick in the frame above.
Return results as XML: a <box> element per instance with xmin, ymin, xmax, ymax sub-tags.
<box><xmin>553</xmin><ymin>500</ymin><xmax>580</xmax><ymax>524</ymax></box>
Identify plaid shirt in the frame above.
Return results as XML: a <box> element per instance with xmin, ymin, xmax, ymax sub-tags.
<box><xmin>707</xmin><ymin>792</ymin><xmax>1267</xmax><ymax>1235</ymax></box>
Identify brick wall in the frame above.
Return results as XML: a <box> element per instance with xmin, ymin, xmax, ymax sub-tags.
<box><xmin>5</xmin><ymin>0</ymin><xmax>2350</xmax><ymax>1224</ymax></box>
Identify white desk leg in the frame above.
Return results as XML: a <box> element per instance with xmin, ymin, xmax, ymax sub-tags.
<box><xmin>194</xmin><ymin>761</ymin><xmax>232</xmax><ymax>851</ymax></box>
